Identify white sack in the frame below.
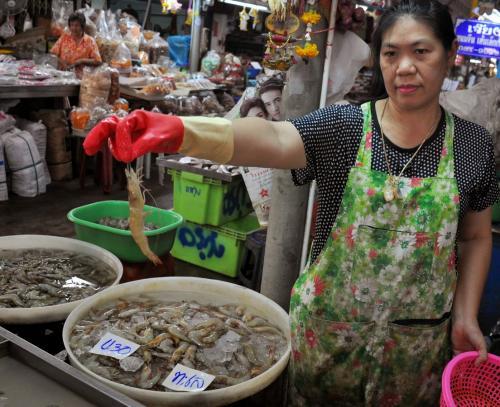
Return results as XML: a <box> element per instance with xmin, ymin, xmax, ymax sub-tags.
<box><xmin>1</xmin><ymin>128</ymin><xmax>47</xmax><ymax>197</ymax></box>
<box><xmin>0</xmin><ymin>111</ymin><xmax>15</xmax><ymax>134</ymax></box>
<box><xmin>16</xmin><ymin>118</ymin><xmax>51</xmax><ymax>185</ymax></box>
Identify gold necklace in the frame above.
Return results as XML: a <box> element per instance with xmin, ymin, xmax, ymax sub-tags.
<box><xmin>379</xmin><ymin>100</ymin><xmax>439</xmax><ymax>202</ymax></box>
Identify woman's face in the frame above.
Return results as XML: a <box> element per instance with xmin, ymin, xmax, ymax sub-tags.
<box><xmin>380</xmin><ymin>16</ymin><xmax>456</xmax><ymax>111</ymax></box>
<box><xmin>247</xmin><ymin>106</ymin><xmax>267</xmax><ymax>118</ymax></box>
<box><xmin>69</xmin><ymin>20</ymin><xmax>83</xmax><ymax>37</ymax></box>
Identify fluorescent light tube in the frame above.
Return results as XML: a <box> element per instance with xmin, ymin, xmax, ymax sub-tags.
<box><xmin>220</xmin><ymin>0</ymin><xmax>269</xmax><ymax>12</ymax></box>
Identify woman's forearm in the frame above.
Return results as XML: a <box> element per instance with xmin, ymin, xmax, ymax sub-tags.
<box><xmin>230</xmin><ymin>118</ymin><xmax>306</xmax><ymax>169</ymax></box>
<box><xmin>453</xmin><ymin>235</ymin><xmax>492</xmax><ymax>322</ymax></box>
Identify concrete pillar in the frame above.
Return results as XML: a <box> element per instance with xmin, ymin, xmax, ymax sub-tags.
<box><xmin>189</xmin><ymin>0</ymin><xmax>202</xmax><ymax>73</ymax></box>
<box><xmin>260</xmin><ymin>24</ymin><xmax>328</xmax><ymax>311</ymax></box>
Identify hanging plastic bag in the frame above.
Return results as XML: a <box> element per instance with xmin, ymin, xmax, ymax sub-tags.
<box><xmin>95</xmin><ymin>10</ymin><xmax>109</xmax><ymax>37</ymax></box>
<box><xmin>111</xmin><ymin>42</ymin><xmax>132</xmax><ymax>75</ymax></box>
<box><xmin>167</xmin><ymin>35</ymin><xmax>191</xmax><ymax>68</ymax></box>
<box><xmin>201</xmin><ymin>51</ymin><xmax>221</xmax><ymax>77</ymax></box>
<box><xmin>78</xmin><ymin>5</ymin><xmax>97</xmax><ymax>37</ymax></box>
<box><xmin>107</xmin><ymin>10</ymin><xmax>118</xmax><ymax>33</ymax></box>
<box><xmin>0</xmin><ymin>17</ymin><xmax>16</xmax><ymax>40</ymax></box>
<box><xmin>326</xmin><ymin>30</ymin><xmax>370</xmax><ymax>105</ymax></box>
<box><xmin>50</xmin><ymin>0</ymin><xmax>73</xmax><ymax>37</ymax></box>
<box><xmin>23</xmin><ymin>14</ymin><xmax>33</xmax><ymax>32</ymax></box>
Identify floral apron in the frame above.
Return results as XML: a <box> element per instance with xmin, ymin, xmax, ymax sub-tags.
<box><xmin>289</xmin><ymin>103</ymin><xmax>459</xmax><ymax>406</ymax></box>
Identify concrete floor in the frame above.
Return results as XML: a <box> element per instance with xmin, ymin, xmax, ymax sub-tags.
<box><xmin>0</xmin><ymin>166</ymin><xmax>170</xmax><ymax>237</ymax></box>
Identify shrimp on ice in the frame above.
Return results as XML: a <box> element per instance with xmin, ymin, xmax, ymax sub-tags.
<box><xmin>125</xmin><ymin>168</ymin><xmax>162</xmax><ymax>265</ymax></box>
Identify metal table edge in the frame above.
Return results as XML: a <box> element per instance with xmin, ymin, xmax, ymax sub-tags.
<box><xmin>0</xmin><ymin>326</ymin><xmax>145</xmax><ymax>407</ymax></box>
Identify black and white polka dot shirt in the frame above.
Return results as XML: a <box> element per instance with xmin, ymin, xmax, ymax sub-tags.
<box><xmin>290</xmin><ymin>101</ymin><xmax>500</xmax><ymax>264</ymax></box>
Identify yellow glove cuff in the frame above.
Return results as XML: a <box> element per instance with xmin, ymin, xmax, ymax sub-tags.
<box><xmin>179</xmin><ymin>116</ymin><xmax>234</xmax><ymax>164</ymax></box>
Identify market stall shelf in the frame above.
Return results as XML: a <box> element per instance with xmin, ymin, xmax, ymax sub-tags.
<box><xmin>0</xmin><ymin>84</ymin><xmax>80</xmax><ymax>99</ymax></box>
<box><xmin>0</xmin><ymin>326</ymin><xmax>145</xmax><ymax>407</ymax></box>
<box><xmin>120</xmin><ymin>85</ymin><xmax>173</xmax><ymax>102</ymax></box>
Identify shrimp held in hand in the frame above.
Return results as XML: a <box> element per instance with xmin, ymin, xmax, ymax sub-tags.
<box><xmin>125</xmin><ymin>168</ymin><xmax>162</xmax><ymax>265</ymax></box>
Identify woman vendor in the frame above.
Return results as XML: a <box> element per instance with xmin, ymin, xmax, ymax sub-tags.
<box><xmin>83</xmin><ymin>0</ymin><xmax>499</xmax><ymax>404</ymax></box>
<box><xmin>50</xmin><ymin>12</ymin><xmax>102</xmax><ymax>78</ymax></box>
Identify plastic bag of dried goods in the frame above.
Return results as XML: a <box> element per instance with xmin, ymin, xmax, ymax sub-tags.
<box><xmin>111</xmin><ymin>42</ymin><xmax>132</xmax><ymax>75</ymax></box>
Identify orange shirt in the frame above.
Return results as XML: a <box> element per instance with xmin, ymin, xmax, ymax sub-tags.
<box><xmin>50</xmin><ymin>33</ymin><xmax>102</xmax><ymax>65</ymax></box>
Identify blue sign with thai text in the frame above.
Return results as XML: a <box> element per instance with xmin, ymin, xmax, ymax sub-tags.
<box><xmin>455</xmin><ymin>19</ymin><xmax>500</xmax><ymax>59</ymax></box>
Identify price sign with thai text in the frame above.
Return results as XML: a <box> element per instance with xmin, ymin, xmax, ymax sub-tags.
<box><xmin>90</xmin><ymin>332</ymin><xmax>140</xmax><ymax>360</ymax></box>
<box><xmin>456</xmin><ymin>19</ymin><xmax>500</xmax><ymax>59</ymax></box>
<box><xmin>162</xmin><ymin>364</ymin><xmax>215</xmax><ymax>392</ymax></box>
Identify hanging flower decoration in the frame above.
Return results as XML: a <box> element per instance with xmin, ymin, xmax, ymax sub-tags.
<box><xmin>239</xmin><ymin>7</ymin><xmax>250</xmax><ymax>31</ymax></box>
<box><xmin>249</xmin><ymin>8</ymin><xmax>261</xmax><ymax>30</ymax></box>
<box><xmin>263</xmin><ymin>33</ymin><xmax>297</xmax><ymax>71</ymax></box>
<box><xmin>295</xmin><ymin>3</ymin><xmax>322</xmax><ymax>62</ymax></box>
<box><xmin>185</xmin><ymin>8</ymin><xmax>193</xmax><ymax>25</ymax></box>
<box><xmin>295</xmin><ymin>42</ymin><xmax>319</xmax><ymax>59</ymax></box>
<box><xmin>161</xmin><ymin>0</ymin><xmax>182</xmax><ymax>14</ymax></box>
<box><xmin>262</xmin><ymin>0</ymin><xmax>300</xmax><ymax>71</ymax></box>
<box><xmin>300</xmin><ymin>10</ymin><xmax>321</xmax><ymax>25</ymax></box>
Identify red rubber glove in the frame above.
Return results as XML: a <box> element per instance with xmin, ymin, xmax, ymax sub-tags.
<box><xmin>83</xmin><ymin>110</ymin><xmax>185</xmax><ymax>163</ymax></box>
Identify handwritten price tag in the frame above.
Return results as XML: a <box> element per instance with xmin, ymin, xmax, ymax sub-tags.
<box><xmin>162</xmin><ymin>364</ymin><xmax>215</xmax><ymax>392</ymax></box>
<box><xmin>90</xmin><ymin>332</ymin><xmax>140</xmax><ymax>360</ymax></box>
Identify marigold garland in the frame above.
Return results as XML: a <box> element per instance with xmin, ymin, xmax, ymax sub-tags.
<box><xmin>300</xmin><ymin>10</ymin><xmax>321</xmax><ymax>25</ymax></box>
<box><xmin>295</xmin><ymin>42</ymin><xmax>319</xmax><ymax>58</ymax></box>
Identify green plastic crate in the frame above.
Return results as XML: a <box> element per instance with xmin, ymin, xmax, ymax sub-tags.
<box><xmin>67</xmin><ymin>200</ymin><xmax>183</xmax><ymax>263</ymax></box>
<box><xmin>169</xmin><ymin>169</ymin><xmax>253</xmax><ymax>226</ymax></box>
<box><xmin>171</xmin><ymin>213</ymin><xmax>261</xmax><ymax>277</ymax></box>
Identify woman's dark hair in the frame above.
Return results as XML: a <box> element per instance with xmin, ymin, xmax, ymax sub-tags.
<box><xmin>240</xmin><ymin>97</ymin><xmax>267</xmax><ymax>117</ymax></box>
<box><xmin>371</xmin><ymin>0</ymin><xmax>456</xmax><ymax>98</ymax></box>
<box><xmin>68</xmin><ymin>12</ymin><xmax>86</xmax><ymax>30</ymax></box>
<box><xmin>258</xmin><ymin>78</ymin><xmax>283</xmax><ymax>97</ymax></box>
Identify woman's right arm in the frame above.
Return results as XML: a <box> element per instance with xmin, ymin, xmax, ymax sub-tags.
<box><xmin>230</xmin><ymin>117</ymin><xmax>306</xmax><ymax>169</ymax></box>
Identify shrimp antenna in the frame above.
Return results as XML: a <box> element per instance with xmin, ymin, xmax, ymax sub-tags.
<box><xmin>144</xmin><ymin>187</ymin><xmax>160</xmax><ymax>208</ymax></box>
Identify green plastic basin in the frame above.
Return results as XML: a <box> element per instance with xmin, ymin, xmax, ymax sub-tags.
<box><xmin>67</xmin><ymin>200</ymin><xmax>183</xmax><ymax>263</ymax></box>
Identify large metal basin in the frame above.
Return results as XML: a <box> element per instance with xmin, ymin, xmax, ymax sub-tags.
<box><xmin>0</xmin><ymin>235</ymin><xmax>123</xmax><ymax>324</ymax></box>
<box><xmin>63</xmin><ymin>277</ymin><xmax>291</xmax><ymax>407</ymax></box>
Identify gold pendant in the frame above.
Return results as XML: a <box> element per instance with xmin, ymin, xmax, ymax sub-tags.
<box><xmin>384</xmin><ymin>185</ymin><xmax>395</xmax><ymax>202</ymax></box>
<box><xmin>384</xmin><ymin>177</ymin><xmax>398</xmax><ymax>202</ymax></box>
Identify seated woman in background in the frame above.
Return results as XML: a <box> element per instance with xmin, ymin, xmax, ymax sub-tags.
<box><xmin>50</xmin><ymin>12</ymin><xmax>102</xmax><ymax>79</ymax></box>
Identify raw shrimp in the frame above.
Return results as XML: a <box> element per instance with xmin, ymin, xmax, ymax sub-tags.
<box><xmin>70</xmin><ymin>295</ymin><xmax>288</xmax><ymax>392</ymax></box>
<box><xmin>125</xmin><ymin>168</ymin><xmax>162</xmax><ymax>265</ymax></box>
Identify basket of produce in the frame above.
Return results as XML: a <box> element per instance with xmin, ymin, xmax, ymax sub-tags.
<box><xmin>67</xmin><ymin>200</ymin><xmax>183</xmax><ymax>263</ymax></box>
<box><xmin>63</xmin><ymin>277</ymin><xmax>291</xmax><ymax>407</ymax></box>
<box><xmin>0</xmin><ymin>235</ymin><xmax>122</xmax><ymax>324</ymax></box>
<box><xmin>440</xmin><ymin>351</ymin><xmax>500</xmax><ymax>407</ymax></box>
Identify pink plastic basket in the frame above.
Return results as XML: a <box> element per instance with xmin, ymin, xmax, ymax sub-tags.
<box><xmin>440</xmin><ymin>351</ymin><xmax>500</xmax><ymax>407</ymax></box>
